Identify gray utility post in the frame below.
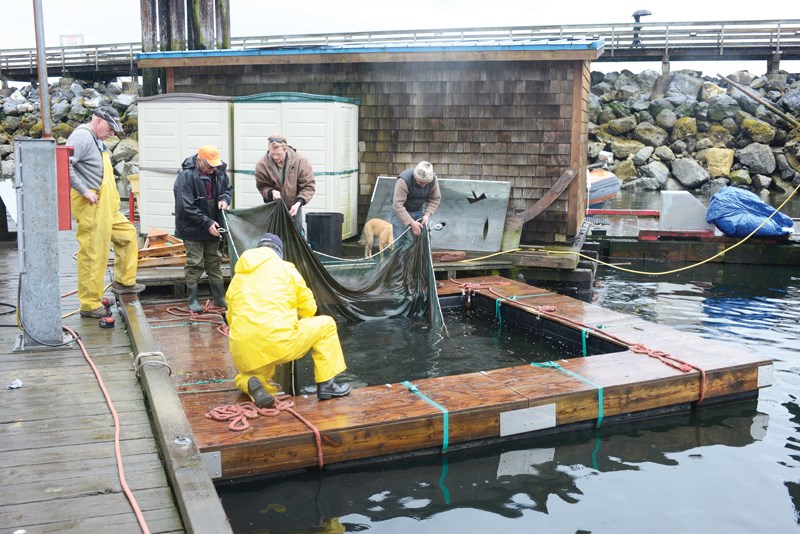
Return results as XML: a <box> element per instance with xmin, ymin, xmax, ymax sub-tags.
<box><xmin>14</xmin><ymin>139</ymin><xmax>65</xmax><ymax>349</ymax></box>
<box><xmin>14</xmin><ymin>0</ymin><xmax>65</xmax><ymax>350</ymax></box>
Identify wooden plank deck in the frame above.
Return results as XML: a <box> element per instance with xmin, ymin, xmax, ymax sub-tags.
<box><xmin>0</xmin><ymin>233</ymin><xmax>230</xmax><ymax>532</ymax></box>
<box><xmin>127</xmin><ymin>275</ymin><xmax>772</xmax><ymax>481</ymax></box>
<box><xmin>0</xmin><ymin>239</ymin><xmax>185</xmax><ymax>532</ymax></box>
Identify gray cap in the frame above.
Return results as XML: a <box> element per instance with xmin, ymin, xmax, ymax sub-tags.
<box><xmin>93</xmin><ymin>105</ymin><xmax>123</xmax><ymax>132</ymax></box>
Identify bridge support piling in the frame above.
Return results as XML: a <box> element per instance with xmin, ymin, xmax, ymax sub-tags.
<box><xmin>661</xmin><ymin>54</ymin><xmax>670</xmax><ymax>75</ymax></box>
<box><xmin>769</xmin><ymin>52</ymin><xmax>781</xmax><ymax>74</ymax></box>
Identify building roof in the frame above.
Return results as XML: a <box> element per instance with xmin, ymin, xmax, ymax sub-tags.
<box><xmin>137</xmin><ymin>36</ymin><xmax>604</xmax><ymax>67</ymax></box>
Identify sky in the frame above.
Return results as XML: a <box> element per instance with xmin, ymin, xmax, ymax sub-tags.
<box><xmin>2</xmin><ymin>0</ymin><xmax>797</xmax><ymax>76</ymax></box>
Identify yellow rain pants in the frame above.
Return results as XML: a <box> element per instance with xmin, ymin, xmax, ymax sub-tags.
<box><xmin>70</xmin><ymin>152</ymin><xmax>138</xmax><ymax>312</ymax></box>
<box><xmin>226</xmin><ymin>247</ymin><xmax>346</xmax><ymax>396</ymax></box>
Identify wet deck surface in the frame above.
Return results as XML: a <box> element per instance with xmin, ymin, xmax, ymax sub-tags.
<box><xmin>136</xmin><ymin>276</ymin><xmax>772</xmax><ymax>481</ymax></box>
<box><xmin>0</xmin><ymin>235</ymin><xmax>184</xmax><ymax>532</ymax></box>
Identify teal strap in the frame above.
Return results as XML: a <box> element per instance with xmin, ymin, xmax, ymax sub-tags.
<box><xmin>581</xmin><ymin>328</ymin><xmax>589</xmax><ymax>357</ymax></box>
<box><xmin>402</xmin><ymin>380</ymin><xmax>449</xmax><ymax>453</ymax></box>
<box><xmin>438</xmin><ymin>456</ymin><xmax>451</xmax><ymax>504</ymax></box>
<box><xmin>150</xmin><ymin>320</ymin><xmax>219</xmax><ymax>329</ymax></box>
<box><xmin>230</xmin><ymin>168</ymin><xmax>358</xmax><ymax>177</ymax></box>
<box><xmin>176</xmin><ymin>378</ymin><xmax>234</xmax><ymax>387</ymax></box>
<box><xmin>591</xmin><ymin>434</ymin><xmax>601</xmax><ymax>470</ymax></box>
<box><xmin>532</xmin><ymin>361</ymin><xmax>604</xmax><ymax>427</ymax></box>
<box><xmin>495</xmin><ymin>292</ymin><xmax>553</xmax><ymax>326</ymax></box>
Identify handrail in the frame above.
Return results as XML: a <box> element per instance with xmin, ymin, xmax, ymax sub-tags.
<box><xmin>0</xmin><ymin>19</ymin><xmax>798</xmax><ymax>77</ymax></box>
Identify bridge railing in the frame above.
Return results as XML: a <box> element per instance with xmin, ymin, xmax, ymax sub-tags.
<box><xmin>0</xmin><ymin>42</ymin><xmax>140</xmax><ymax>75</ymax></box>
<box><xmin>1</xmin><ymin>19</ymin><xmax>799</xmax><ymax>76</ymax></box>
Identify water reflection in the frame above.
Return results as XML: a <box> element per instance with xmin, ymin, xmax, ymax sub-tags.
<box><xmin>220</xmin><ymin>403</ymin><xmax>766</xmax><ymax>533</ymax></box>
<box><xmin>219</xmin><ymin>257</ymin><xmax>800</xmax><ymax>532</ymax></box>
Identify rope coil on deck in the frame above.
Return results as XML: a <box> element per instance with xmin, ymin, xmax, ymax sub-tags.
<box><xmin>133</xmin><ymin>351</ymin><xmax>172</xmax><ymax>377</ymax></box>
<box><xmin>402</xmin><ymin>380</ymin><xmax>450</xmax><ymax>453</ymax></box>
<box><xmin>205</xmin><ymin>397</ymin><xmax>326</xmax><ymax>468</ymax></box>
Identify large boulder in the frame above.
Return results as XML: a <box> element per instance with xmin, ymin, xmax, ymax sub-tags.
<box><xmin>671</xmin><ymin>157</ymin><xmax>711</xmax><ymax>189</ymax></box>
<box><xmin>736</xmin><ymin>143</ymin><xmax>776</xmax><ymax>175</ymax></box>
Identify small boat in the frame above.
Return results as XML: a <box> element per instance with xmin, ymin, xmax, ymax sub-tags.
<box><xmin>587</xmin><ymin>168</ymin><xmax>621</xmax><ymax>208</ymax></box>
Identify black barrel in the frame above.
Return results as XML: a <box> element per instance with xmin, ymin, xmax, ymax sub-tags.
<box><xmin>306</xmin><ymin>212</ymin><xmax>344</xmax><ymax>257</ymax></box>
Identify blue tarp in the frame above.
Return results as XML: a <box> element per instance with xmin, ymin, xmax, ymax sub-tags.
<box><xmin>706</xmin><ymin>187</ymin><xmax>793</xmax><ymax>237</ymax></box>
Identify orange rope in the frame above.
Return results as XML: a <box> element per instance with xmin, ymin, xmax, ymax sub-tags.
<box><xmin>205</xmin><ymin>396</ymin><xmax>325</xmax><ymax>468</ymax></box>
<box><xmin>63</xmin><ymin>326</ymin><xmax>150</xmax><ymax>534</ymax></box>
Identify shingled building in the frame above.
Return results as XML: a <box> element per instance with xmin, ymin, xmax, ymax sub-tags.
<box><xmin>137</xmin><ymin>33</ymin><xmax>603</xmax><ymax>245</ymax></box>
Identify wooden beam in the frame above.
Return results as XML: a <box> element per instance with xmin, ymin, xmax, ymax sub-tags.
<box><xmin>118</xmin><ymin>295</ymin><xmax>232</xmax><ymax>533</ymax></box>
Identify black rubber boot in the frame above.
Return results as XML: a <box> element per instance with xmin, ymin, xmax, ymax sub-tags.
<box><xmin>186</xmin><ymin>283</ymin><xmax>203</xmax><ymax>313</ymax></box>
<box><xmin>209</xmin><ymin>281</ymin><xmax>227</xmax><ymax>308</ymax></box>
<box><xmin>247</xmin><ymin>377</ymin><xmax>275</xmax><ymax>408</ymax></box>
<box><xmin>317</xmin><ymin>378</ymin><xmax>352</xmax><ymax>400</ymax></box>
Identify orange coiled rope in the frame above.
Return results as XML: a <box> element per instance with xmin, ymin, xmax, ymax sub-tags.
<box><xmin>205</xmin><ymin>396</ymin><xmax>325</xmax><ymax>468</ymax></box>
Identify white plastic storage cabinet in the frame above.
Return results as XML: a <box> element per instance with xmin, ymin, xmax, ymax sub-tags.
<box><xmin>232</xmin><ymin>92</ymin><xmax>359</xmax><ymax>239</ymax></box>
<box><xmin>137</xmin><ymin>93</ymin><xmax>232</xmax><ymax>234</ymax></box>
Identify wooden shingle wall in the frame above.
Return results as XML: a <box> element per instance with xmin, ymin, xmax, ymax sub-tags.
<box><xmin>172</xmin><ymin>59</ymin><xmax>589</xmax><ymax>244</ymax></box>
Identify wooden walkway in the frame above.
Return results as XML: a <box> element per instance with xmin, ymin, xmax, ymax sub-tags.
<box><xmin>0</xmin><ymin>234</ymin><xmax>227</xmax><ymax>532</ymax></box>
<box><xmin>124</xmin><ymin>275</ymin><xmax>772</xmax><ymax>481</ymax></box>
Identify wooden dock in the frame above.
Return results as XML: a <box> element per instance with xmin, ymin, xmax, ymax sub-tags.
<box><xmin>121</xmin><ymin>275</ymin><xmax>772</xmax><ymax>481</ymax></box>
<box><xmin>0</xmin><ymin>235</ymin><xmax>230</xmax><ymax>532</ymax></box>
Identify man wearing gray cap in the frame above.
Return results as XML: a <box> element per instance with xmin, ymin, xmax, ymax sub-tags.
<box><xmin>67</xmin><ymin>105</ymin><xmax>145</xmax><ymax>318</ymax></box>
<box><xmin>391</xmin><ymin>160</ymin><xmax>441</xmax><ymax>244</ymax></box>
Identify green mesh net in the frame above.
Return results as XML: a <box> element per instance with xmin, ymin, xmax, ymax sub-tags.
<box><xmin>221</xmin><ymin>202</ymin><xmax>443</xmax><ymax>329</ymax></box>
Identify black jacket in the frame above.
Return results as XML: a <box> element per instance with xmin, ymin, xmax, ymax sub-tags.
<box><xmin>173</xmin><ymin>155</ymin><xmax>233</xmax><ymax>241</ymax></box>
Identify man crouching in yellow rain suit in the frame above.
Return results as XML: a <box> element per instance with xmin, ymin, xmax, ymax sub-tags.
<box><xmin>226</xmin><ymin>232</ymin><xmax>351</xmax><ymax>408</ymax></box>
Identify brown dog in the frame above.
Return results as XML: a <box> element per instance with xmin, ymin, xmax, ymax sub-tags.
<box><xmin>359</xmin><ymin>218</ymin><xmax>394</xmax><ymax>258</ymax></box>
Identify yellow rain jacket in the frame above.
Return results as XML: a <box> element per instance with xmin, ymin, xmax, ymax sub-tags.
<box><xmin>226</xmin><ymin>247</ymin><xmax>346</xmax><ymax>395</ymax></box>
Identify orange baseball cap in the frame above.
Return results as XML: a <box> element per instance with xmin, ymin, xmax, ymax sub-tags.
<box><xmin>198</xmin><ymin>145</ymin><xmax>223</xmax><ymax>167</ymax></box>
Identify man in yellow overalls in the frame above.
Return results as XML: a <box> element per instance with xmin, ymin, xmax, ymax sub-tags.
<box><xmin>226</xmin><ymin>232</ymin><xmax>351</xmax><ymax>407</ymax></box>
<box><xmin>67</xmin><ymin>106</ymin><xmax>144</xmax><ymax>318</ymax></box>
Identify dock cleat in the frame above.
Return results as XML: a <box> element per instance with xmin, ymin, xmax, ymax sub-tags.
<box><xmin>247</xmin><ymin>377</ymin><xmax>275</xmax><ymax>408</ymax></box>
<box><xmin>316</xmin><ymin>379</ymin><xmax>351</xmax><ymax>400</ymax></box>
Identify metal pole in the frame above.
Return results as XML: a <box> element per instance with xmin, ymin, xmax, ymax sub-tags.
<box><xmin>14</xmin><ymin>1</ymin><xmax>64</xmax><ymax>350</ymax></box>
<box><xmin>33</xmin><ymin>0</ymin><xmax>52</xmax><ymax>138</ymax></box>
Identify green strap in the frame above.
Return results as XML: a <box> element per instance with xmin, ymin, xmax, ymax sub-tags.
<box><xmin>591</xmin><ymin>434</ymin><xmax>601</xmax><ymax>470</ymax></box>
<box><xmin>532</xmin><ymin>361</ymin><xmax>604</xmax><ymax>427</ymax></box>
<box><xmin>438</xmin><ymin>456</ymin><xmax>451</xmax><ymax>504</ymax></box>
<box><xmin>581</xmin><ymin>328</ymin><xmax>589</xmax><ymax>357</ymax></box>
<box><xmin>231</xmin><ymin>168</ymin><xmax>358</xmax><ymax>177</ymax></box>
<box><xmin>402</xmin><ymin>380</ymin><xmax>449</xmax><ymax>453</ymax></box>
<box><xmin>150</xmin><ymin>320</ymin><xmax>220</xmax><ymax>329</ymax></box>
<box><xmin>176</xmin><ymin>378</ymin><xmax>234</xmax><ymax>388</ymax></box>
<box><xmin>495</xmin><ymin>292</ymin><xmax>554</xmax><ymax>326</ymax></box>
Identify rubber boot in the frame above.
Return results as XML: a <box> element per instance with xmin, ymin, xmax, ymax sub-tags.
<box><xmin>248</xmin><ymin>377</ymin><xmax>275</xmax><ymax>408</ymax></box>
<box><xmin>209</xmin><ymin>281</ymin><xmax>227</xmax><ymax>308</ymax></box>
<box><xmin>317</xmin><ymin>378</ymin><xmax>352</xmax><ymax>400</ymax></box>
<box><xmin>186</xmin><ymin>283</ymin><xmax>203</xmax><ymax>313</ymax></box>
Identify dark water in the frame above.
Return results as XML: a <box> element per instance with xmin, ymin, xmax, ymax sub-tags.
<box><xmin>292</xmin><ymin>309</ymin><xmax>583</xmax><ymax>392</ymax></box>
<box><xmin>219</xmin><ymin>259</ymin><xmax>800</xmax><ymax>533</ymax></box>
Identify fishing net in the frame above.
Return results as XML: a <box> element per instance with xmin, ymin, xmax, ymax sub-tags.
<box><xmin>221</xmin><ymin>201</ymin><xmax>443</xmax><ymax>329</ymax></box>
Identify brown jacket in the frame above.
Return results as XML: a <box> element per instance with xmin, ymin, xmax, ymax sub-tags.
<box><xmin>254</xmin><ymin>147</ymin><xmax>315</xmax><ymax>207</ymax></box>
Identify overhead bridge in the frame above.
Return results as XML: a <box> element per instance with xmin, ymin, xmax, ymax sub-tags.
<box><xmin>1</xmin><ymin>19</ymin><xmax>798</xmax><ymax>83</ymax></box>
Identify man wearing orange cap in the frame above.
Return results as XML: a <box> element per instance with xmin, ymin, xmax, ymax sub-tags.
<box><xmin>173</xmin><ymin>145</ymin><xmax>234</xmax><ymax>312</ymax></box>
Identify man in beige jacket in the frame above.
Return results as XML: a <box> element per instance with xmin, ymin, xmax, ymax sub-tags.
<box><xmin>255</xmin><ymin>134</ymin><xmax>315</xmax><ymax>232</ymax></box>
